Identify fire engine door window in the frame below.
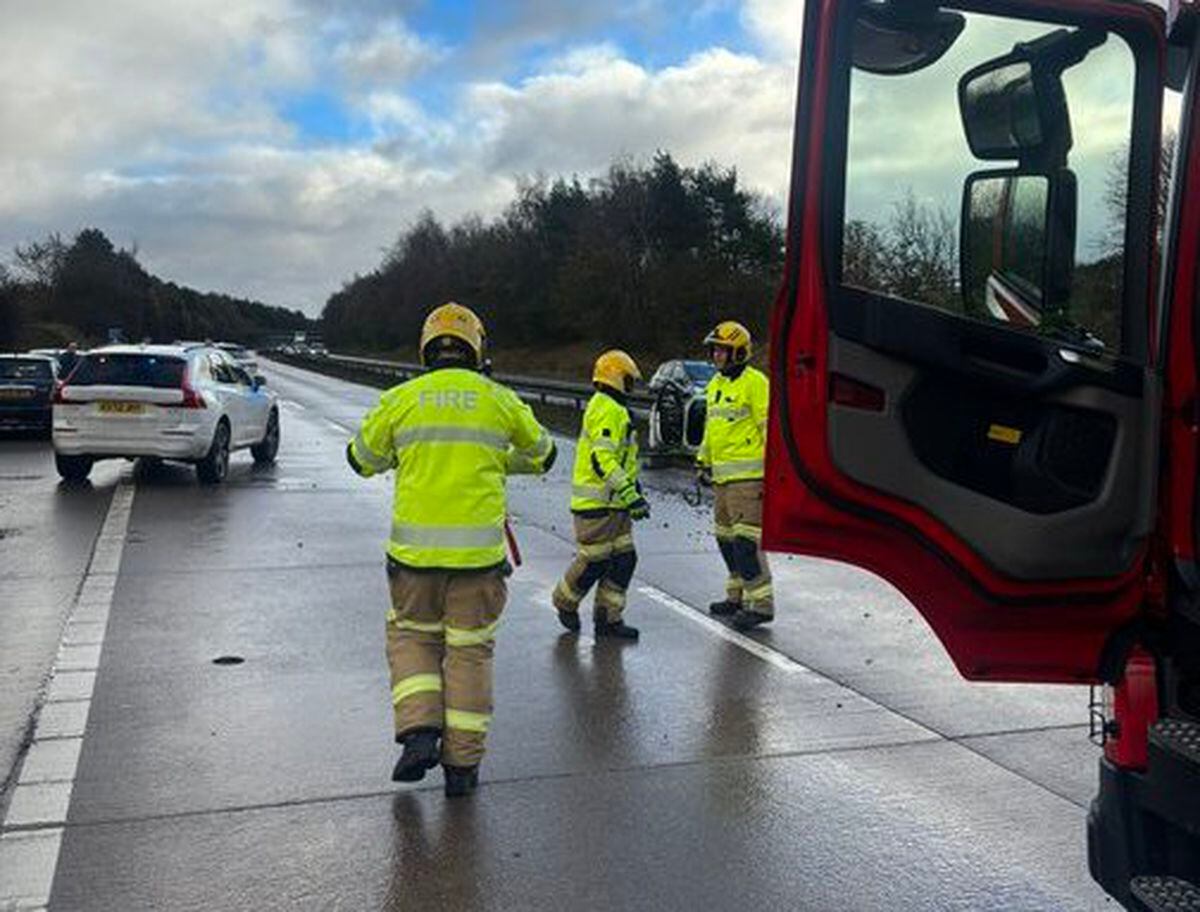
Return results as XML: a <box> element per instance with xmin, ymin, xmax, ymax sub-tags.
<box><xmin>840</xmin><ymin>7</ymin><xmax>1137</xmax><ymax>355</ymax></box>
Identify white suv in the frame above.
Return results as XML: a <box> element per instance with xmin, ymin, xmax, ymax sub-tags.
<box><xmin>52</xmin><ymin>344</ymin><xmax>279</xmax><ymax>484</ymax></box>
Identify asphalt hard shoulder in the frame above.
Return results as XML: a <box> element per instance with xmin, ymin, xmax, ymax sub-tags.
<box><xmin>0</xmin><ymin>361</ymin><xmax>1110</xmax><ymax>911</ymax></box>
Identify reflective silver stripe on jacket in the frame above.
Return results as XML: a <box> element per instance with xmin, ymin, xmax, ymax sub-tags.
<box><xmin>531</xmin><ymin>430</ymin><xmax>553</xmax><ymax>457</ymax></box>
<box><xmin>708</xmin><ymin>405</ymin><xmax>752</xmax><ymax>421</ymax></box>
<box><xmin>572</xmin><ymin>484</ymin><xmax>611</xmax><ymax>503</ymax></box>
<box><xmin>590</xmin><ymin>436</ymin><xmax>619</xmax><ymax>452</ymax></box>
<box><xmin>713</xmin><ymin>459</ymin><xmax>764</xmax><ymax>480</ymax></box>
<box><xmin>353</xmin><ymin>431</ymin><xmax>393</xmax><ymax>472</ymax></box>
<box><xmin>393</xmin><ymin>425</ymin><xmax>509</xmax><ymax>450</ymax></box>
<box><xmin>390</xmin><ymin>523</ymin><xmax>505</xmax><ymax>549</ymax></box>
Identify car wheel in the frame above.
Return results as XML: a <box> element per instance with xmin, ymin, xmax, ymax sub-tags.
<box><xmin>251</xmin><ymin>409</ymin><xmax>279</xmax><ymax>465</ymax></box>
<box><xmin>55</xmin><ymin>453</ymin><xmax>93</xmax><ymax>483</ymax></box>
<box><xmin>196</xmin><ymin>420</ymin><xmax>231</xmax><ymax>485</ymax></box>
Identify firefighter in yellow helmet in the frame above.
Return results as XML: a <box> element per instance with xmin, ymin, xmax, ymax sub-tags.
<box><xmin>552</xmin><ymin>350</ymin><xmax>649</xmax><ymax>639</ymax></box>
<box><xmin>347</xmin><ymin>302</ymin><xmax>556</xmax><ymax>797</ymax></box>
<box><xmin>696</xmin><ymin>321</ymin><xmax>774</xmax><ymax>631</ymax></box>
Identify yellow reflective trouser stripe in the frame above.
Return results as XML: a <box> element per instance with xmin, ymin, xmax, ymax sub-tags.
<box><xmin>612</xmin><ymin>533</ymin><xmax>634</xmax><ymax>552</ymax></box>
<box><xmin>746</xmin><ymin>581</ymin><xmax>773</xmax><ymax>600</ymax></box>
<box><xmin>445</xmin><ymin>621</ymin><xmax>500</xmax><ymax>647</ymax></box>
<box><xmin>713</xmin><ymin>459</ymin><xmax>764</xmax><ymax>480</ymax></box>
<box><xmin>555</xmin><ymin>579</ymin><xmax>583</xmax><ymax>603</ymax></box>
<box><xmin>595</xmin><ymin>584</ymin><xmax>626</xmax><ymax>608</ymax></box>
<box><xmin>394</xmin><ymin>425</ymin><xmax>509</xmax><ymax>450</ymax></box>
<box><xmin>732</xmin><ymin>523</ymin><xmax>762</xmax><ymax>542</ymax></box>
<box><xmin>392</xmin><ymin>674</ymin><xmax>442</xmax><ymax>706</ymax></box>
<box><xmin>445</xmin><ymin>708</ymin><xmax>490</xmax><ymax>733</ymax></box>
<box><xmin>353</xmin><ymin>432</ymin><xmax>393</xmax><ymax>472</ymax></box>
<box><xmin>392</xmin><ymin>618</ymin><xmax>445</xmax><ymax>634</ymax></box>
<box><xmin>391</xmin><ymin>523</ymin><xmax>505</xmax><ymax>548</ymax></box>
<box><xmin>579</xmin><ymin>540</ymin><xmax>615</xmax><ymax>560</ymax></box>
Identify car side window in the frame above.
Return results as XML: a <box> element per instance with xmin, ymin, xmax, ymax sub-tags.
<box><xmin>208</xmin><ymin>353</ymin><xmax>236</xmax><ymax>384</ymax></box>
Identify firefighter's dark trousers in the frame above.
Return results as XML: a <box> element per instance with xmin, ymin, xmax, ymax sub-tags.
<box><xmin>385</xmin><ymin>562</ymin><xmax>506</xmax><ymax>768</ymax></box>
<box><xmin>713</xmin><ymin>479</ymin><xmax>773</xmax><ymax>617</ymax></box>
<box><xmin>552</xmin><ymin>510</ymin><xmax>637</xmax><ymax>623</ymax></box>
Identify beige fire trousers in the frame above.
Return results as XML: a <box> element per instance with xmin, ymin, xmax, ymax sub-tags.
<box><xmin>385</xmin><ymin>562</ymin><xmax>506</xmax><ymax>768</ymax></box>
<box><xmin>713</xmin><ymin>480</ymin><xmax>773</xmax><ymax>617</ymax></box>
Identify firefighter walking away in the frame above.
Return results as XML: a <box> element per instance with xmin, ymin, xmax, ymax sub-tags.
<box><xmin>553</xmin><ymin>350</ymin><xmax>650</xmax><ymax>640</ymax></box>
<box><xmin>696</xmin><ymin>321</ymin><xmax>773</xmax><ymax>631</ymax></box>
<box><xmin>347</xmin><ymin>302</ymin><xmax>556</xmax><ymax>797</ymax></box>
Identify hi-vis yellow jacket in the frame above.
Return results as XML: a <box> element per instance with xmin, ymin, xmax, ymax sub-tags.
<box><xmin>570</xmin><ymin>390</ymin><xmax>639</xmax><ymax>512</ymax></box>
<box><xmin>697</xmin><ymin>365</ymin><xmax>769</xmax><ymax>484</ymax></box>
<box><xmin>349</xmin><ymin>366</ymin><xmax>554</xmax><ymax>569</ymax></box>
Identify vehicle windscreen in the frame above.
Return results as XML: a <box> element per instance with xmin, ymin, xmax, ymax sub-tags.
<box><xmin>0</xmin><ymin>360</ymin><xmax>53</xmax><ymax>381</ymax></box>
<box><xmin>683</xmin><ymin>362</ymin><xmax>716</xmax><ymax>384</ymax></box>
<box><xmin>69</xmin><ymin>354</ymin><xmax>186</xmax><ymax>388</ymax></box>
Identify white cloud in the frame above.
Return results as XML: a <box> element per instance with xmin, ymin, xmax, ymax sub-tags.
<box><xmin>467</xmin><ymin>46</ymin><xmax>796</xmax><ymax>199</ymax></box>
<box><xmin>742</xmin><ymin>0</ymin><xmax>804</xmax><ymax>60</ymax></box>
<box><xmin>333</xmin><ymin>20</ymin><xmax>444</xmax><ymax>86</ymax></box>
<box><xmin>0</xmin><ymin>1</ymin><xmax>806</xmax><ymax>316</ymax></box>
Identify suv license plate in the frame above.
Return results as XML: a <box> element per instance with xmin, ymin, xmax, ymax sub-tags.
<box><xmin>98</xmin><ymin>401</ymin><xmax>144</xmax><ymax>414</ymax></box>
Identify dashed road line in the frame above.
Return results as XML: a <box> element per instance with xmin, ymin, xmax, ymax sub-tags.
<box><xmin>0</xmin><ymin>478</ymin><xmax>135</xmax><ymax>911</ymax></box>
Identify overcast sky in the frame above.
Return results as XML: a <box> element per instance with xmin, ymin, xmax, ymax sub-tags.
<box><xmin>0</xmin><ymin>0</ymin><xmax>804</xmax><ymax>316</ymax></box>
<box><xmin>0</xmin><ymin>1</ymin><xmax>1177</xmax><ymax>319</ymax></box>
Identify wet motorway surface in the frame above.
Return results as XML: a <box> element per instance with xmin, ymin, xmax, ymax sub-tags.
<box><xmin>0</xmin><ymin>360</ymin><xmax>1113</xmax><ymax>910</ymax></box>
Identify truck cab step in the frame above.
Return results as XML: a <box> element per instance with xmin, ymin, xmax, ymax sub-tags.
<box><xmin>1152</xmin><ymin>719</ymin><xmax>1200</xmax><ymax>768</ymax></box>
<box><xmin>1145</xmin><ymin>718</ymin><xmax>1200</xmax><ymax>838</ymax></box>
<box><xmin>1130</xmin><ymin>875</ymin><xmax>1200</xmax><ymax>912</ymax></box>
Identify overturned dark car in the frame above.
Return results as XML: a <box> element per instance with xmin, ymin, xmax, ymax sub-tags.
<box><xmin>644</xmin><ymin>359</ymin><xmax>715</xmax><ymax>464</ymax></box>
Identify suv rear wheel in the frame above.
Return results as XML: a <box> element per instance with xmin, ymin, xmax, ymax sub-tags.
<box><xmin>55</xmin><ymin>453</ymin><xmax>93</xmax><ymax>483</ymax></box>
<box><xmin>251</xmin><ymin>409</ymin><xmax>279</xmax><ymax>465</ymax></box>
<box><xmin>196</xmin><ymin>421</ymin><xmax>230</xmax><ymax>484</ymax></box>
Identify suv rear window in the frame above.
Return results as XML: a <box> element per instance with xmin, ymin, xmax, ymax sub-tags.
<box><xmin>0</xmin><ymin>359</ymin><xmax>52</xmax><ymax>381</ymax></box>
<box><xmin>70</xmin><ymin>354</ymin><xmax>186</xmax><ymax>388</ymax></box>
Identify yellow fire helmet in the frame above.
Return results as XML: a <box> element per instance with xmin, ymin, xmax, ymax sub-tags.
<box><xmin>703</xmin><ymin>320</ymin><xmax>752</xmax><ymax>364</ymax></box>
<box><xmin>419</xmin><ymin>302</ymin><xmax>486</xmax><ymax>367</ymax></box>
<box><xmin>592</xmin><ymin>349</ymin><xmax>642</xmax><ymax>394</ymax></box>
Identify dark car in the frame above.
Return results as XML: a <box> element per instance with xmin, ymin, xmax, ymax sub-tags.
<box><xmin>645</xmin><ymin>359</ymin><xmax>716</xmax><ymax>460</ymax></box>
<box><xmin>0</xmin><ymin>354</ymin><xmax>57</xmax><ymax>435</ymax></box>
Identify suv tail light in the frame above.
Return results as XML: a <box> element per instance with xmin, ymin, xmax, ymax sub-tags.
<box><xmin>181</xmin><ymin>379</ymin><xmax>207</xmax><ymax>409</ymax></box>
<box><xmin>52</xmin><ymin>382</ymin><xmax>67</xmax><ymax>405</ymax></box>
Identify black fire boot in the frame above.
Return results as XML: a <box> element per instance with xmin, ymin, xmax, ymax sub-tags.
<box><xmin>557</xmin><ymin>609</ymin><xmax>581</xmax><ymax>632</ymax></box>
<box><xmin>444</xmin><ymin>765</ymin><xmax>479</xmax><ymax>798</ymax></box>
<box><xmin>732</xmin><ymin>609</ymin><xmax>773</xmax><ymax>631</ymax></box>
<box><xmin>391</xmin><ymin>729</ymin><xmax>441</xmax><ymax>782</ymax></box>
<box><xmin>709</xmin><ymin>600</ymin><xmax>740</xmax><ymax>617</ymax></box>
<box><xmin>594</xmin><ymin>620</ymin><xmax>640</xmax><ymax>640</ymax></box>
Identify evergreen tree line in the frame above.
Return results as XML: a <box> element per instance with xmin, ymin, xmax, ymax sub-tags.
<box><xmin>0</xmin><ymin>228</ymin><xmax>309</xmax><ymax>350</ymax></box>
<box><xmin>320</xmin><ymin>152</ymin><xmax>785</xmax><ymax>356</ymax></box>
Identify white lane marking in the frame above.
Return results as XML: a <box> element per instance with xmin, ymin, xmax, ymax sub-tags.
<box><xmin>0</xmin><ymin>478</ymin><xmax>135</xmax><ymax>909</ymax></box>
<box><xmin>636</xmin><ymin>584</ymin><xmax>824</xmax><ymax>679</ymax></box>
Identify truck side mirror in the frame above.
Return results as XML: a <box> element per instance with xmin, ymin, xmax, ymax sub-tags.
<box><xmin>960</xmin><ymin>170</ymin><xmax>1077</xmax><ymax>334</ymax></box>
<box><xmin>958</xmin><ymin>28</ymin><xmax>1105</xmax><ymax>168</ymax></box>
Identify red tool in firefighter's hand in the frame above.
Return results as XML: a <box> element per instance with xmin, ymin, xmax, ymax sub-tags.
<box><xmin>504</xmin><ymin>518</ymin><xmax>523</xmax><ymax>567</ymax></box>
